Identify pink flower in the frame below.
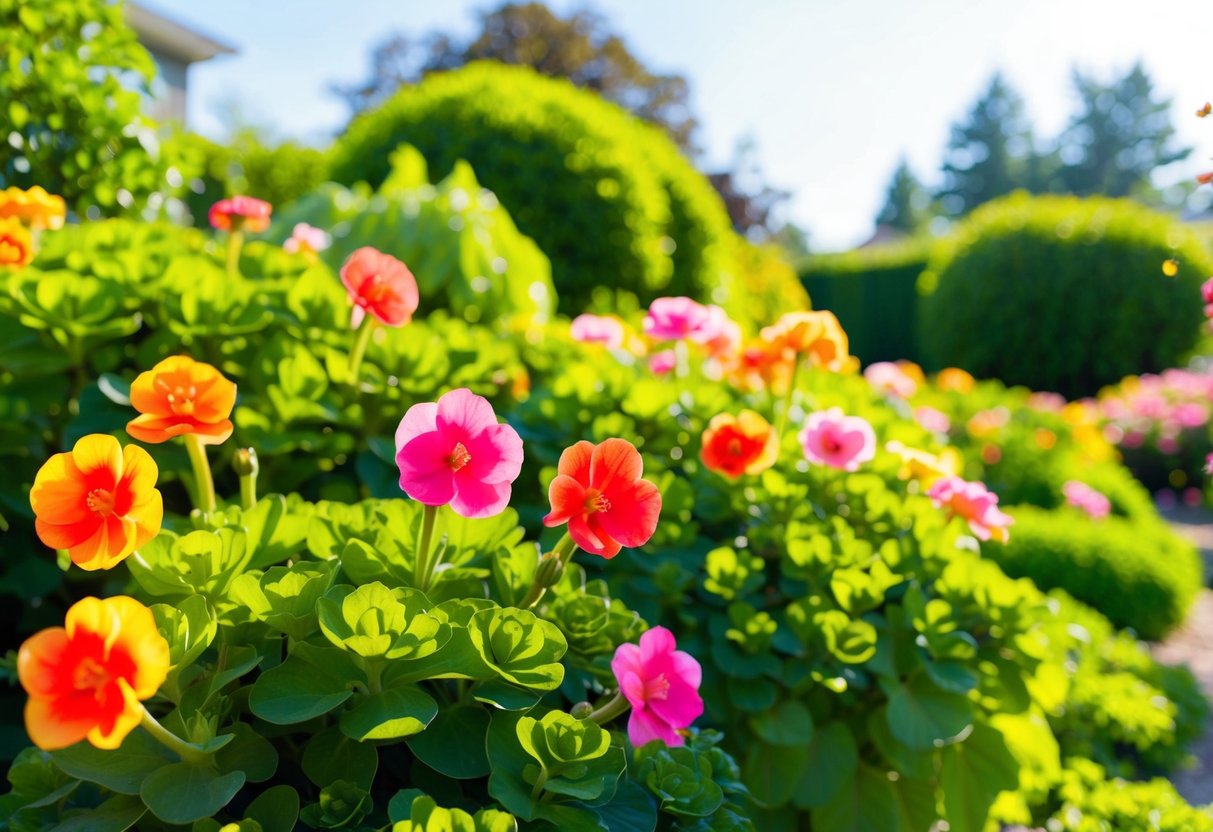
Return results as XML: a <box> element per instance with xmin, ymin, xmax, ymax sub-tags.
<box><xmin>611</xmin><ymin>627</ymin><xmax>703</xmax><ymax>747</ymax></box>
<box><xmin>394</xmin><ymin>388</ymin><xmax>523</xmax><ymax>519</ymax></box>
<box><xmin>913</xmin><ymin>406</ymin><xmax>951</xmax><ymax>434</ymax></box>
<box><xmin>643</xmin><ymin>297</ymin><xmax>712</xmax><ymax>342</ymax></box>
<box><xmin>1063</xmin><ymin>480</ymin><xmax>1111</xmax><ymax>519</ymax></box>
<box><xmin>928</xmin><ymin>476</ymin><xmax>1013</xmax><ymax>543</ymax></box>
<box><xmin>864</xmin><ymin>362</ymin><xmax>918</xmax><ymax>398</ymax></box>
<box><xmin>697</xmin><ymin>306</ymin><xmax>742</xmax><ymax>361</ymax></box>
<box><xmin>570</xmin><ymin>314</ymin><xmax>625</xmax><ymax>349</ymax></box>
<box><xmin>284</xmin><ymin>223</ymin><xmax>331</xmax><ymax>256</ymax></box>
<box><xmin>799</xmin><ymin>408</ymin><xmax>876</xmax><ymax>471</ymax></box>
<box><xmin>1202</xmin><ymin>277</ymin><xmax>1213</xmax><ymax>305</ymax></box>
<box><xmin>1205</xmin><ymin>453</ymin><xmax>1213</xmax><ymax>476</ymax></box>
<box><xmin>648</xmin><ymin>350</ymin><xmax>677</xmax><ymax>376</ymax></box>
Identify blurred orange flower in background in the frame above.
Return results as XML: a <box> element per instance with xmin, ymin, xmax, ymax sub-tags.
<box><xmin>208</xmin><ymin>195</ymin><xmax>272</xmax><ymax>233</ymax></box>
<box><xmin>30</xmin><ymin>434</ymin><xmax>163</xmax><ymax>570</ymax></box>
<box><xmin>936</xmin><ymin>367</ymin><xmax>976</xmax><ymax>393</ymax></box>
<box><xmin>760</xmin><ymin>310</ymin><xmax>849</xmax><ymax>371</ymax></box>
<box><xmin>701</xmin><ymin>410</ymin><xmax>779</xmax><ymax>478</ymax></box>
<box><xmin>0</xmin><ymin>217</ymin><xmax>35</xmax><ymax>268</ymax></box>
<box><xmin>127</xmin><ymin>356</ymin><xmax>237</xmax><ymax>445</ymax></box>
<box><xmin>0</xmin><ymin>186</ymin><xmax>66</xmax><ymax>231</ymax></box>
<box><xmin>18</xmin><ymin>596</ymin><xmax>169</xmax><ymax>750</ymax></box>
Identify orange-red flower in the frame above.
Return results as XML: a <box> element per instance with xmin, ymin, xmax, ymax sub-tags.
<box><xmin>340</xmin><ymin>247</ymin><xmax>420</xmax><ymax>328</ymax></box>
<box><xmin>730</xmin><ymin>337</ymin><xmax>795</xmax><ymax>393</ymax></box>
<box><xmin>1198</xmin><ymin>172</ymin><xmax>1213</xmax><ymax>186</ymax></box>
<box><xmin>760</xmin><ymin>310</ymin><xmax>849</xmax><ymax>371</ymax></box>
<box><xmin>935</xmin><ymin>367</ymin><xmax>975</xmax><ymax>393</ymax></box>
<box><xmin>0</xmin><ymin>186</ymin><xmax>66</xmax><ymax>231</ymax></box>
<box><xmin>18</xmin><ymin>596</ymin><xmax>169</xmax><ymax>750</ymax></box>
<box><xmin>30</xmin><ymin>435</ymin><xmax>163</xmax><ymax>570</ymax></box>
<box><xmin>700</xmin><ymin>410</ymin><xmax>778</xmax><ymax>478</ymax></box>
<box><xmin>543</xmin><ymin>438</ymin><xmax>662</xmax><ymax>558</ymax></box>
<box><xmin>127</xmin><ymin>356</ymin><xmax>237</xmax><ymax>445</ymax></box>
<box><xmin>208</xmin><ymin>195</ymin><xmax>272</xmax><ymax>233</ymax></box>
<box><xmin>0</xmin><ymin>217</ymin><xmax>34</xmax><ymax>268</ymax></box>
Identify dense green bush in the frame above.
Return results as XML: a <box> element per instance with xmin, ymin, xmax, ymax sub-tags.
<box><xmin>1</xmin><ymin>0</ymin><xmax>187</xmax><ymax>216</ymax></box>
<box><xmin>1043</xmin><ymin>759</ymin><xmax>1213</xmax><ymax>831</ymax></box>
<box><xmin>994</xmin><ymin>506</ymin><xmax>1200</xmax><ymax>639</ymax></box>
<box><xmin>920</xmin><ymin>193</ymin><xmax>1212</xmax><ymax>397</ymax></box>
<box><xmin>797</xmin><ymin>238</ymin><xmax>932</xmax><ymax>365</ymax></box>
<box><xmin>328</xmin><ymin>62</ymin><xmax>736</xmax><ymax>314</ymax></box>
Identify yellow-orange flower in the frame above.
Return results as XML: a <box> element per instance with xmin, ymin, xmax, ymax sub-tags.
<box><xmin>729</xmin><ymin>337</ymin><xmax>795</xmax><ymax>394</ymax></box>
<box><xmin>760</xmin><ymin>310</ymin><xmax>849</xmax><ymax>371</ymax></box>
<box><xmin>0</xmin><ymin>186</ymin><xmax>66</xmax><ymax>231</ymax></box>
<box><xmin>701</xmin><ymin>410</ymin><xmax>779</xmax><ymax>478</ymax></box>
<box><xmin>935</xmin><ymin>368</ymin><xmax>975</xmax><ymax>393</ymax></box>
<box><xmin>30</xmin><ymin>435</ymin><xmax>163</xmax><ymax>570</ymax></box>
<box><xmin>127</xmin><ymin>356</ymin><xmax>237</xmax><ymax>445</ymax></box>
<box><xmin>18</xmin><ymin>596</ymin><xmax>169</xmax><ymax>750</ymax></box>
<box><xmin>0</xmin><ymin>217</ymin><xmax>34</xmax><ymax>268</ymax></box>
<box><xmin>886</xmin><ymin>440</ymin><xmax>962</xmax><ymax>485</ymax></box>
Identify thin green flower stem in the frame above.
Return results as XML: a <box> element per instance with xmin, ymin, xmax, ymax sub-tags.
<box><xmin>587</xmin><ymin>690</ymin><xmax>630</xmax><ymax>725</ymax></box>
<box><xmin>774</xmin><ymin>356</ymin><xmax>803</xmax><ymax>441</ymax></box>
<box><xmin>184</xmin><ymin>434</ymin><xmax>217</xmax><ymax>514</ymax></box>
<box><xmin>140</xmin><ymin>705</ymin><xmax>211</xmax><ymax>766</ymax></box>
<box><xmin>239</xmin><ymin>471</ymin><xmax>257</xmax><ymax>511</ymax></box>
<box><xmin>414</xmin><ymin>503</ymin><xmax>441</xmax><ymax>592</ymax></box>
<box><xmin>347</xmin><ymin>315</ymin><xmax>376</xmax><ymax>386</ymax></box>
<box><xmin>519</xmin><ymin>532</ymin><xmax>577</xmax><ymax>609</ymax></box>
<box><xmin>225</xmin><ymin>230</ymin><xmax>244</xmax><ymax>277</ymax></box>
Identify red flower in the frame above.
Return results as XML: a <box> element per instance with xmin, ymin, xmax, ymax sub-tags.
<box><xmin>1198</xmin><ymin>172</ymin><xmax>1213</xmax><ymax>186</ymax></box>
<box><xmin>542</xmin><ymin>439</ymin><xmax>661</xmax><ymax>558</ymax></box>
<box><xmin>340</xmin><ymin>247</ymin><xmax>420</xmax><ymax>328</ymax></box>
<box><xmin>208</xmin><ymin>196</ymin><xmax>272</xmax><ymax>233</ymax></box>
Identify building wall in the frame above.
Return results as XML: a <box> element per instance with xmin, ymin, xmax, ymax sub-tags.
<box><xmin>144</xmin><ymin>49</ymin><xmax>189</xmax><ymax>125</ymax></box>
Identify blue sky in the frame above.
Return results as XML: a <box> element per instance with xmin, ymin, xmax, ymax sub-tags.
<box><xmin>149</xmin><ymin>0</ymin><xmax>1213</xmax><ymax>250</ymax></box>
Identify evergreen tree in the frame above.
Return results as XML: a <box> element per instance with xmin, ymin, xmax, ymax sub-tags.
<box><xmin>875</xmin><ymin>157</ymin><xmax>930</xmax><ymax>232</ymax></box>
<box><xmin>1056</xmin><ymin>62</ymin><xmax>1190</xmax><ymax>197</ymax></box>
<box><xmin>936</xmin><ymin>74</ymin><xmax>1039</xmax><ymax>217</ymax></box>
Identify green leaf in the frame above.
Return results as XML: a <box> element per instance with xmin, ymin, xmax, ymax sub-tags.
<box><xmin>248</xmin><ymin>643</ymin><xmax>362</xmax><ymax>724</ymax></box>
<box><xmin>302</xmin><ymin>726</ymin><xmax>379</xmax><ymax>790</ymax></box>
<box><xmin>588</xmin><ymin>779</ymin><xmax>657</xmax><ymax>832</ymax></box>
<box><xmin>868</xmin><ymin>709</ymin><xmax>935</xmax><ymax>780</ymax></box>
<box><xmin>750</xmin><ymin>700</ymin><xmax>814</xmax><ymax>747</ymax></box>
<box><xmin>407</xmin><ymin>704</ymin><xmax>492</xmax><ymax>779</ymax></box>
<box><xmin>938</xmin><ymin>722</ymin><xmax>1018</xmax><ymax>832</ymax></box>
<box><xmin>318</xmin><ymin>582</ymin><xmax>448</xmax><ymax>660</ymax></box>
<box><xmin>792</xmin><ymin>721</ymin><xmax>859</xmax><ymax>809</ymax></box>
<box><xmin>244</xmin><ymin>785</ymin><xmax>301</xmax><ymax>832</ymax></box>
<box><xmin>47</xmin><ymin>794</ymin><xmax>146</xmax><ymax>832</ymax></box>
<box><xmin>885</xmin><ymin>676</ymin><xmax>973</xmax><ymax>750</ymax></box>
<box><xmin>743</xmin><ymin>741</ymin><xmax>809</xmax><ymax>808</ymax></box>
<box><xmin>469</xmin><ymin>607</ymin><xmax>567</xmax><ymax>690</ymax></box>
<box><xmin>51</xmin><ymin>729</ymin><xmax>174</xmax><ymax>794</ymax></box>
<box><xmin>339</xmin><ymin>686</ymin><xmax>439</xmax><ymax>740</ymax></box>
<box><xmin>139</xmin><ymin>762</ymin><xmax>245</xmax><ymax>825</ymax></box>
<box><xmin>811</xmin><ymin>765</ymin><xmax>900</xmax><ymax>832</ymax></box>
<box><xmin>151</xmin><ymin>594</ymin><xmax>217</xmax><ymax>682</ymax></box>
<box><xmin>214</xmin><ymin>722</ymin><xmax>279</xmax><ymax>783</ymax></box>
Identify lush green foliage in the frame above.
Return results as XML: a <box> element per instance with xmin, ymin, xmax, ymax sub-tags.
<box><xmin>329</xmin><ymin>62</ymin><xmax>738</xmax><ymax>315</ymax></box>
<box><xmin>797</xmin><ymin>239</ymin><xmax>932</xmax><ymax>365</ymax></box>
<box><xmin>920</xmin><ymin>193</ymin><xmax>1212</xmax><ymax>397</ymax></box>
<box><xmin>0</xmin><ymin>0</ymin><xmax>184</xmax><ymax>216</ymax></box>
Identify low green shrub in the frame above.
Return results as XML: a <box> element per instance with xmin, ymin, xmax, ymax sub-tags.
<box><xmin>994</xmin><ymin>506</ymin><xmax>1200</xmax><ymax>639</ymax></box>
<box><xmin>1044</xmin><ymin>759</ymin><xmax>1213</xmax><ymax>831</ymax></box>
<box><xmin>797</xmin><ymin>238</ymin><xmax>933</xmax><ymax>364</ymax></box>
<box><xmin>328</xmin><ymin>61</ymin><xmax>736</xmax><ymax>314</ymax></box>
<box><xmin>920</xmin><ymin>193</ymin><xmax>1213</xmax><ymax>398</ymax></box>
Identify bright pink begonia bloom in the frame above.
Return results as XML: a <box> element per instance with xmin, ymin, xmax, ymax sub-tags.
<box><xmin>799</xmin><ymin>408</ymin><xmax>876</xmax><ymax>471</ymax></box>
<box><xmin>1063</xmin><ymin>480</ymin><xmax>1111</xmax><ymax>519</ymax></box>
<box><xmin>928</xmin><ymin>476</ymin><xmax>1013</xmax><ymax>543</ymax></box>
<box><xmin>648</xmin><ymin>350</ymin><xmax>677</xmax><ymax>376</ymax></box>
<box><xmin>643</xmin><ymin>297</ymin><xmax>712</xmax><ymax>341</ymax></box>
<box><xmin>570</xmin><ymin>314</ymin><xmax>625</xmax><ymax>349</ymax></box>
<box><xmin>611</xmin><ymin>626</ymin><xmax>703</xmax><ymax>747</ymax></box>
<box><xmin>395</xmin><ymin>388</ymin><xmax>523</xmax><ymax>519</ymax></box>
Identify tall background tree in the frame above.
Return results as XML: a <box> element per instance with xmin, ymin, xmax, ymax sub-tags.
<box><xmin>875</xmin><ymin>157</ymin><xmax>931</xmax><ymax>232</ymax></box>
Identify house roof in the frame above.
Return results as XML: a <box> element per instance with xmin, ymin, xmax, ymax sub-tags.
<box><xmin>125</xmin><ymin>2</ymin><xmax>236</xmax><ymax>64</ymax></box>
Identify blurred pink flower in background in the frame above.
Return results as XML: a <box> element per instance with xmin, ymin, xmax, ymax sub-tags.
<box><xmin>570</xmin><ymin>314</ymin><xmax>625</xmax><ymax>349</ymax></box>
<box><xmin>648</xmin><ymin>350</ymin><xmax>677</xmax><ymax>375</ymax></box>
<box><xmin>643</xmin><ymin>297</ymin><xmax>712</xmax><ymax>341</ymax></box>
<box><xmin>928</xmin><ymin>476</ymin><xmax>1013</xmax><ymax>542</ymax></box>
<box><xmin>283</xmin><ymin>223</ymin><xmax>331</xmax><ymax>256</ymax></box>
<box><xmin>1063</xmin><ymin>480</ymin><xmax>1111</xmax><ymax>519</ymax></box>
<box><xmin>864</xmin><ymin>361</ymin><xmax>919</xmax><ymax>398</ymax></box>
<box><xmin>913</xmin><ymin>406</ymin><xmax>951</xmax><ymax>434</ymax></box>
<box><xmin>799</xmin><ymin>408</ymin><xmax>876</xmax><ymax>471</ymax></box>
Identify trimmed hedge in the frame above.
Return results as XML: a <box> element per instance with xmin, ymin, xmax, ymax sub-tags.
<box><xmin>328</xmin><ymin>61</ymin><xmax>735</xmax><ymax>314</ymax></box>
<box><xmin>920</xmin><ymin>193</ymin><xmax>1213</xmax><ymax>398</ymax></box>
<box><xmin>993</xmin><ymin>506</ymin><xmax>1201</xmax><ymax>640</ymax></box>
<box><xmin>797</xmin><ymin>237</ymin><xmax>932</xmax><ymax>364</ymax></box>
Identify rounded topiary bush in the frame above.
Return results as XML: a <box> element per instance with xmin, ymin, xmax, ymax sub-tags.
<box><xmin>328</xmin><ymin>61</ymin><xmax>735</xmax><ymax>313</ymax></box>
<box><xmin>993</xmin><ymin>506</ymin><xmax>1201</xmax><ymax>639</ymax></box>
<box><xmin>919</xmin><ymin>193</ymin><xmax>1212</xmax><ymax>397</ymax></box>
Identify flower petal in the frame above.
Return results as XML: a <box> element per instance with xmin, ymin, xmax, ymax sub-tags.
<box><xmin>590</xmin><ymin>438</ymin><xmax>644</xmax><ymax>490</ymax></box>
<box><xmin>598</xmin><ymin>479</ymin><xmax>661</xmax><ymax>549</ymax></box>
<box><xmin>465</xmin><ymin>422</ymin><xmax>524</xmax><ymax>485</ymax></box>
<box><xmin>627</xmin><ymin>707</ymin><xmax>682</xmax><ymax>747</ymax></box>
<box><xmin>543</xmin><ymin>474</ymin><xmax>588</xmax><ymax>527</ymax></box>
<box><xmin>24</xmin><ymin>697</ymin><xmax>95</xmax><ymax>751</ymax></box>
<box><xmin>71</xmin><ymin>435</ymin><xmax>122</xmax><ymax>478</ymax></box>
<box><xmin>436</xmin><ymin>388</ymin><xmax>499</xmax><ymax>436</ymax></box>
<box><xmin>395</xmin><ymin>402</ymin><xmax>439</xmax><ymax>453</ymax></box>
<box><xmin>397</xmin><ymin>432</ymin><xmax>457</xmax><ymax>506</ymax></box>
<box><xmin>30</xmin><ymin>452</ymin><xmax>90</xmax><ymax>526</ymax></box>
<box><xmin>556</xmin><ymin>441</ymin><xmax>594</xmax><ymax>485</ymax></box>
<box><xmin>450</xmin><ymin>477</ymin><xmax>512</xmax><ymax>519</ymax></box>
<box><xmin>17</xmin><ymin>628</ymin><xmax>70</xmax><ymax>698</ymax></box>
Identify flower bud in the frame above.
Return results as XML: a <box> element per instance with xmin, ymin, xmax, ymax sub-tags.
<box><xmin>233</xmin><ymin>447</ymin><xmax>259</xmax><ymax>478</ymax></box>
<box><xmin>534</xmin><ymin>553</ymin><xmax>565</xmax><ymax>588</ymax></box>
<box><xmin>569</xmin><ymin>701</ymin><xmax>594</xmax><ymax>720</ymax></box>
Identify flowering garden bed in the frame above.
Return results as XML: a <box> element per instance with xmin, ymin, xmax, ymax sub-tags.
<box><xmin>1</xmin><ymin>181</ymin><xmax>1211</xmax><ymax>832</ymax></box>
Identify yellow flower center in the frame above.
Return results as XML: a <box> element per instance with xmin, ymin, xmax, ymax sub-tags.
<box><xmin>155</xmin><ymin>376</ymin><xmax>198</xmax><ymax>416</ymax></box>
<box><xmin>86</xmin><ymin>488</ymin><xmax>116</xmax><ymax>517</ymax></box>
<box><xmin>585</xmin><ymin>489</ymin><xmax>611</xmax><ymax>514</ymax></box>
<box><xmin>448</xmin><ymin>442</ymin><xmax>472</xmax><ymax>471</ymax></box>
<box><xmin>643</xmin><ymin>673</ymin><xmax>670</xmax><ymax>702</ymax></box>
<box><xmin>73</xmin><ymin>657</ymin><xmax>111</xmax><ymax>694</ymax></box>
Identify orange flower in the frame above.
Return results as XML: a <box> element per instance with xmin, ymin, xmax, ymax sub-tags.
<box><xmin>208</xmin><ymin>195</ymin><xmax>272</xmax><ymax>233</ymax></box>
<box><xmin>18</xmin><ymin>596</ymin><xmax>169</xmax><ymax>750</ymax></box>
<box><xmin>730</xmin><ymin>337</ymin><xmax>794</xmax><ymax>393</ymax></box>
<box><xmin>936</xmin><ymin>367</ymin><xmax>975</xmax><ymax>393</ymax></box>
<box><xmin>30</xmin><ymin>435</ymin><xmax>163</xmax><ymax>570</ymax></box>
<box><xmin>0</xmin><ymin>217</ymin><xmax>34</xmax><ymax>268</ymax></box>
<box><xmin>760</xmin><ymin>310</ymin><xmax>849</xmax><ymax>371</ymax></box>
<box><xmin>885</xmin><ymin>441</ymin><xmax>962</xmax><ymax>486</ymax></box>
<box><xmin>127</xmin><ymin>356</ymin><xmax>236</xmax><ymax>445</ymax></box>
<box><xmin>0</xmin><ymin>186</ymin><xmax>66</xmax><ymax>231</ymax></box>
<box><xmin>1198</xmin><ymin>172</ymin><xmax>1213</xmax><ymax>186</ymax></box>
<box><xmin>701</xmin><ymin>410</ymin><xmax>779</xmax><ymax>478</ymax></box>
